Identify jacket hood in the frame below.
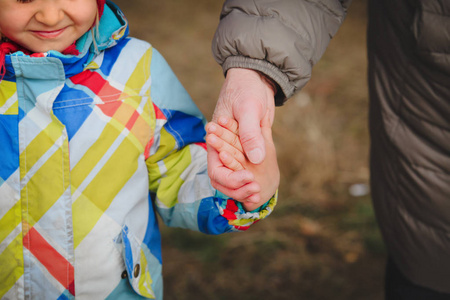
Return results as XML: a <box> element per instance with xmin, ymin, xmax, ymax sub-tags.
<box><xmin>97</xmin><ymin>0</ymin><xmax>106</xmax><ymax>18</ymax></box>
<box><xmin>2</xmin><ymin>0</ymin><xmax>128</xmax><ymax>80</ymax></box>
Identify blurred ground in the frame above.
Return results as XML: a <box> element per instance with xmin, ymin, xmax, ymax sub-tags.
<box><xmin>114</xmin><ymin>0</ymin><xmax>386</xmax><ymax>299</ymax></box>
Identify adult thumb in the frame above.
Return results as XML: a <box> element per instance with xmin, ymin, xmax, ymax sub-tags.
<box><xmin>237</xmin><ymin>110</ymin><xmax>266</xmax><ymax>164</ymax></box>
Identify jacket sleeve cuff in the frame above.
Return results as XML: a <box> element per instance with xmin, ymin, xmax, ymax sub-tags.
<box><xmin>222</xmin><ymin>56</ymin><xmax>295</xmax><ymax>106</ymax></box>
<box><xmin>215</xmin><ymin>190</ymin><xmax>278</xmax><ymax>231</ymax></box>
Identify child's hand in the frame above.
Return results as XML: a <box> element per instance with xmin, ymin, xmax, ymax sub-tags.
<box><xmin>206</xmin><ymin>113</ymin><xmax>279</xmax><ymax>211</ymax></box>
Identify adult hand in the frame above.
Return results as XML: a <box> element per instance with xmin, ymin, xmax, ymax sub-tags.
<box><xmin>207</xmin><ymin>68</ymin><xmax>276</xmax><ymax>198</ymax></box>
<box><xmin>212</xmin><ymin>68</ymin><xmax>276</xmax><ymax>163</ymax></box>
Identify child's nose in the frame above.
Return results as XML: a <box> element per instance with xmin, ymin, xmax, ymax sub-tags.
<box><xmin>34</xmin><ymin>5</ymin><xmax>65</xmax><ymax>27</ymax></box>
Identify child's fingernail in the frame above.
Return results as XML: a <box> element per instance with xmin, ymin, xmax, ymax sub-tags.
<box><xmin>208</xmin><ymin>124</ymin><xmax>216</xmax><ymax>132</ymax></box>
<box><xmin>248</xmin><ymin>149</ymin><xmax>263</xmax><ymax>164</ymax></box>
<box><xmin>218</xmin><ymin>116</ymin><xmax>228</xmax><ymax>125</ymax></box>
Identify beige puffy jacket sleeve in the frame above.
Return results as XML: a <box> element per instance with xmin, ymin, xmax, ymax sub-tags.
<box><xmin>212</xmin><ymin>0</ymin><xmax>351</xmax><ymax>105</ymax></box>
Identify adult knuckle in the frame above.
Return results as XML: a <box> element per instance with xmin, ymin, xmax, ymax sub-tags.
<box><xmin>240</xmin><ymin>132</ymin><xmax>259</xmax><ymax>145</ymax></box>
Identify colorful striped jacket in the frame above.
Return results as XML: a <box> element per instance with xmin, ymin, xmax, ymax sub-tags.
<box><xmin>0</xmin><ymin>2</ymin><xmax>276</xmax><ymax>299</ymax></box>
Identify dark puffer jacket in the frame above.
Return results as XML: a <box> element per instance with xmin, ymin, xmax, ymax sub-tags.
<box><xmin>212</xmin><ymin>0</ymin><xmax>450</xmax><ymax>293</ymax></box>
<box><xmin>368</xmin><ymin>0</ymin><xmax>450</xmax><ymax>293</ymax></box>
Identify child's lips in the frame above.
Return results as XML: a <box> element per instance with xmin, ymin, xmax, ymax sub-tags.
<box><xmin>32</xmin><ymin>27</ymin><xmax>66</xmax><ymax>39</ymax></box>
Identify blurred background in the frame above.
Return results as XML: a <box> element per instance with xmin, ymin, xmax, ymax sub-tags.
<box><xmin>113</xmin><ymin>0</ymin><xmax>385</xmax><ymax>299</ymax></box>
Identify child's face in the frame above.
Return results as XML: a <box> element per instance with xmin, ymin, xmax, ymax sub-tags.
<box><xmin>0</xmin><ymin>0</ymin><xmax>98</xmax><ymax>53</ymax></box>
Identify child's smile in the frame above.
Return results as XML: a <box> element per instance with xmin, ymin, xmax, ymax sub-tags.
<box><xmin>0</xmin><ymin>0</ymin><xmax>98</xmax><ymax>53</ymax></box>
<box><xmin>31</xmin><ymin>27</ymin><xmax>68</xmax><ymax>39</ymax></box>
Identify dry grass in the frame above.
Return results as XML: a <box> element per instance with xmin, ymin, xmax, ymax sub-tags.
<box><xmin>114</xmin><ymin>0</ymin><xmax>385</xmax><ymax>299</ymax></box>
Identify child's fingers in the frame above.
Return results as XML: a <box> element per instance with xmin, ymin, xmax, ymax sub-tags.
<box><xmin>244</xmin><ymin>193</ymin><xmax>261</xmax><ymax>205</ymax></box>
<box><xmin>217</xmin><ymin>116</ymin><xmax>239</xmax><ymax>135</ymax></box>
<box><xmin>219</xmin><ymin>150</ymin><xmax>244</xmax><ymax>171</ymax></box>
<box><xmin>243</xmin><ymin>196</ymin><xmax>263</xmax><ymax>212</ymax></box>
<box><xmin>206</xmin><ymin>122</ymin><xmax>243</xmax><ymax>153</ymax></box>
<box><xmin>206</xmin><ymin>133</ymin><xmax>246</xmax><ymax>165</ymax></box>
<box><xmin>210</xmin><ymin>181</ymin><xmax>261</xmax><ymax>201</ymax></box>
